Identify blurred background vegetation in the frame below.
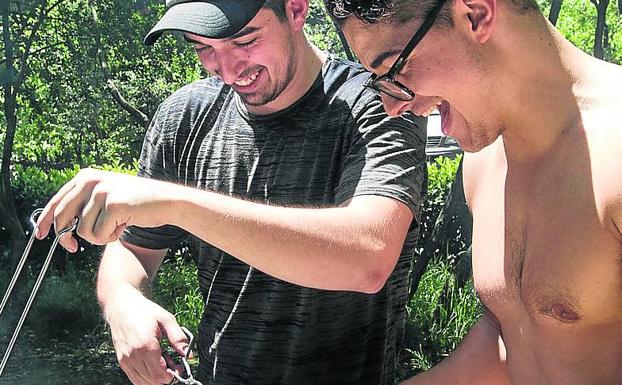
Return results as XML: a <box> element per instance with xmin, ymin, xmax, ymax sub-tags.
<box><xmin>0</xmin><ymin>0</ymin><xmax>621</xmax><ymax>383</ymax></box>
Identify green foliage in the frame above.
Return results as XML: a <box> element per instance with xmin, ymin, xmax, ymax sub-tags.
<box><xmin>12</xmin><ymin>164</ymin><xmax>81</xmax><ymax>206</ymax></box>
<box><xmin>305</xmin><ymin>0</ymin><xmax>348</xmax><ymax>57</ymax></box>
<box><xmin>419</xmin><ymin>156</ymin><xmax>463</xmax><ymax>249</ymax></box>
<box><xmin>399</xmin><ymin>258</ymin><xmax>481</xmax><ymax>378</ymax></box>
<box><xmin>152</xmin><ymin>249</ymin><xmax>203</xmax><ymax>336</ymax></box>
<box><xmin>427</xmin><ymin>156</ymin><xmax>462</xmax><ymax>206</ymax></box>
<box><xmin>27</xmin><ymin>266</ymin><xmax>103</xmax><ymax>339</ymax></box>
<box><xmin>12</xmin><ymin>160</ymin><xmax>137</xmax><ymax>205</ymax></box>
<box><xmin>539</xmin><ymin>0</ymin><xmax>622</xmax><ymax>63</ymax></box>
<box><xmin>4</xmin><ymin>0</ymin><xmax>201</xmax><ymax>177</ymax></box>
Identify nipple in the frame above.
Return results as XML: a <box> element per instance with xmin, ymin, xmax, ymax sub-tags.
<box><xmin>539</xmin><ymin>301</ymin><xmax>581</xmax><ymax>323</ymax></box>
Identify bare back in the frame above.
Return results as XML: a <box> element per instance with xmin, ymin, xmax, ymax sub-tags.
<box><xmin>464</xmin><ymin>93</ymin><xmax>622</xmax><ymax>384</ymax></box>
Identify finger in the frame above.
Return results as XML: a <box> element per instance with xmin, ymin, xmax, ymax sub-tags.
<box><xmin>92</xmin><ymin>205</ymin><xmax>127</xmax><ymax>245</ymax></box>
<box><xmin>143</xmin><ymin>348</ymin><xmax>175</xmax><ymax>384</ymax></box>
<box><xmin>53</xmin><ymin>181</ymin><xmax>96</xmax><ymax>252</ymax></box>
<box><xmin>124</xmin><ymin>365</ymin><xmax>152</xmax><ymax>385</ymax></box>
<box><xmin>36</xmin><ymin>179</ymin><xmax>77</xmax><ymax>239</ymax></box>
<box><xmin>119</xmin><ymin>351</ymin><xmax>153</xmax><ymax>385</ymax></box>
<box><xmin>160</xmin><ymin>318</ymin><xmax>189</xmax><ymax>356</ymax></box>
<box><xmin>78</xmin><ymin>189</ymin><xmax>108</xmax><ymax>245</ymax></box>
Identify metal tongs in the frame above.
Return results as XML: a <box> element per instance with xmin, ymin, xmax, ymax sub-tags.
<box><xmin>170</xmin><ymin>327</ymin><xmax>203</xmax><ymax>385</ymax></box>
<box><xmin>0</xmin><ymin>208</ymin><xmax>78</xmax><ymax>377</ymax></box>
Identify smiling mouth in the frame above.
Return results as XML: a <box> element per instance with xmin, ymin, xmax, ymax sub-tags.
<box><xmin>420</xmin><ymin>100</ymin><xmax>443</xmax><ymax>117</ymax></box>
<box><xmin>234</xmin><ymin>69</ymin><xmax>260</xmax><ymax>87</ymax></box>
<box><xmin>412</xmin><ymin>96</ymin><xmax>444</xmax><ymax>117</ymax></box>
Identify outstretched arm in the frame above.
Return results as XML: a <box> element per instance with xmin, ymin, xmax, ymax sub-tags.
<box><xmin>37</xmin><ymin>169</ymin><xmax>413</xmax><ymax>293</ymax></box>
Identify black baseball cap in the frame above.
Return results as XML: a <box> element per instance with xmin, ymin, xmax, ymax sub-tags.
<box><xmin>144</xmin><ymin>0</ymin><xmax>267</xmax><ymax>45</ymax></box>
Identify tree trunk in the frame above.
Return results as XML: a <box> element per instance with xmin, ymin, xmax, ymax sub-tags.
<box><xmin>592</xmin><ymin>0</ymin><xmax>609</xmax><ymax>59</ymax></box>
<box><xmin>549</xmin><ymin>0</ymin><xmax>563</xmax><ymax>26</ymax></box>
<box><xmin>1</xmin><ymin>0</ymin><xmax>28</xmax><ymax>263</ymax></box>
<box><xmin>0</xmin><ymin>97</ymin><xmax>28</xmax><ymax>262</ymax></box>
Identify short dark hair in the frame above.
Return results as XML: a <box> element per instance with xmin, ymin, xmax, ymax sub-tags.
<box><xmin>264</xmin><ymin>0</ymin><xmax>288</xmax><ymax>20</ymax></box>
<box><xmin>323</xmin><ymin>0</ymin><xmax>538</xmax><ymax>27</ymax></box>
<box><xmin>324</xmin><ymin>0</ymin><xmax>453</xmax><ymax>27</ymax></box>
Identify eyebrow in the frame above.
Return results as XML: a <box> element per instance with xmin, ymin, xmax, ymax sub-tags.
<box><xmin>228</xmin><ymin>26</ymin><xmax>261</xmax><ymax>40</ymax></box>
<box><xmin>184</xmin><ymin>26</ymin><xmax>262</xmax><ymax>45</ymax></box>
<box><xmin>370</xmin><ymin>49</ymin><xmax>401</xmax><ymax>70</ymax></box>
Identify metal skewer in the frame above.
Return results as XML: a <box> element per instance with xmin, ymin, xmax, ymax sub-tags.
<box><xmin>0</xmin><ymin>208</ymin><xmax>78</xmax><ymax>377</ymax></box>
<box><xmin>170</xmin><ymin>327</ymin><xmax>202</xmax><ymax>385</ymax></box>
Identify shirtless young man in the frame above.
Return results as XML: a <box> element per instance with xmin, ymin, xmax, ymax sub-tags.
<box><xmin>324</xmin><ymin>0</ymin><xmax>622</xmax><ymax>383</ymax></box>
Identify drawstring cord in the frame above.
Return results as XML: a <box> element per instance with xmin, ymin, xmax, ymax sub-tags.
<box><xmin>204</xmin><ymin>259</ymin><xmax>254</xmax><ymax>380</ymax></box>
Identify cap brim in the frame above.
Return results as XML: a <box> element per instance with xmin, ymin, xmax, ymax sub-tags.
<box><xmin>144</xmin><ymin>1</ymin><xmax>265</xmax><ymax>45</ymax></box>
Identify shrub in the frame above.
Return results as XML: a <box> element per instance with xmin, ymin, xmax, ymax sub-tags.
<box><xmin>418</xmin><ymin>155</ymin><xmax>463</xmax><ymax>250</ymax></box>
<box><xmin>12</xmin><ymin>159</ymin><xmax>138</xmax><ymax>208</ymax></box>
<box><xmin>152</xmin><ymin>247</ymin><xmax>203</xmax><ymax>337</ymax></box>
<box><xmin>399</xmin><ymin>258</ymin><xmax>481</xmax><ymax>379</ymax></box>
<box><xmin>27</xmin><ymin>265</ymin><xmax>103</xmax><ymax>340</ymax></box>
<box><xmin>8</xmin><ymin>161</ymin><xmax>140</xmax><ymax>272</ymax></box>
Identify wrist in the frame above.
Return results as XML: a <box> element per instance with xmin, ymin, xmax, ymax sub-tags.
<box><xmin>152</xmin><ymin>180</ymin><xmax>187</xmax><ymax>228</ymax></box>
<box><xmin>98</xmin><ymin>282</ymin><xmax>144</xmax><ymax>323</ymax></box>
<box><xmin>163</xmin><ymin>184</ymin><xmax>206</xmax><ymax>230</ymax></box>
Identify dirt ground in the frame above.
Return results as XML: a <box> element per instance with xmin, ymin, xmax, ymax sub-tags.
<box><xmin>0</xmin><ymin>329</ymin><xmax>129</xmax><ymax>385</ymax></box>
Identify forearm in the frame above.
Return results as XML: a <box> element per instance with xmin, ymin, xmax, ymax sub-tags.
<box><xmin>401</xmin><ymin>313</ymin><xmax>511</xmax><ymax>385</ymax></box>
<box><xmin>96</xmin><ymin>240</ymin><xmax>167</xmax><ymax>319</ymax></box>
<box><xmin>163</xmin><ymin>185</ymin><xmax>412</xmax><ymax>293</ymax></box>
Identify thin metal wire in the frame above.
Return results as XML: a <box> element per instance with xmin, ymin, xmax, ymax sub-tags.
<box><xmin>0</xmin><ymin>209</ymin><xmax>42</xmax><ymax>317</ymax></box>
<box><xmin>0</xmin><ymin>209</ymin><xmax>78</xmax><ymax>377</ymax></box>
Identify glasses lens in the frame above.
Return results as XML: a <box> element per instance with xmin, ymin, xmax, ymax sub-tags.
<box><xmin>374</xmin><ymin>78</ymin><xmax>413</xmax><ymax>101</ymax></box>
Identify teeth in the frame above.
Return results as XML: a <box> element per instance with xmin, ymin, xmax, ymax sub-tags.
<box><xmin>234</xmin><ymin>71</ymin><xmax>259</xmax><ymax>87</ymax></box>
<box><xmin>421</xmin><ymin>105</ymin><xmax>437</xmax><ymax>117</ymax></box>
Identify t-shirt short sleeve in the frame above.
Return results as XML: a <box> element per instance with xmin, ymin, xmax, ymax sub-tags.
<box><xmin>335</xmin><ymin>90</ymin><xmax>427</xmax><ymax>221</ymax></box>
<box><xmin>120</xmin><ymin>102</ymin><xmax>189</xmax><ymax>250</ymax></box>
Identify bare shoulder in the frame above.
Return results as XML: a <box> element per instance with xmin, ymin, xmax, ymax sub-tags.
<box><xmin>462</xmin><ymin>137</ymin><xmax>504</xmax><ymax>207</ymax></box>
<box><xmin>584</xmin><ymin>102</ymin><xmax>622</xmax><ymax>238</ymax></box>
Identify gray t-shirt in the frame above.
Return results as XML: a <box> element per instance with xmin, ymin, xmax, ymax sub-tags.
<box><xmin>122</xmin><ymin>58</ymin><xmax>427</xmax><ymax>385</ymax></box>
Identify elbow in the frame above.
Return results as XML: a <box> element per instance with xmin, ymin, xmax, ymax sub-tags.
<box><xmin>356</xmin><ymin>243</ymin><xmax>401</xmax><ymax>294</ymax></box>
<box><xmin>359</xmin><ymin>269</ymin><xmax>391</xmax><ymax>294</ymax></box>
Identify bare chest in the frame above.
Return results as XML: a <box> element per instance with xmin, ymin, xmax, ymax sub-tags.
<box><xmin>471</xmin><ymin>163</ymin><xmax>622</xmax><ymax>325</ymax></box>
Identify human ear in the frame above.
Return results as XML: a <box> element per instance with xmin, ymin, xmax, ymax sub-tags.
<box><xmin>460</xmin><ymin>0</ymin><xmax>496</xmax><ymax>43</ymax></box>
<box><xmin>286</xmin><ymin>0</ymin><xmax>309</xmax><ymax>32</ymax></box>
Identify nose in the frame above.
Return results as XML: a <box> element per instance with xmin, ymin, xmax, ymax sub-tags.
<box><xmin>197</xmin><ymin>49</ymin><xmax>244</xmax><ymax>85</ymax></box>
<box><xmin>380</xmin><ymin>94</ymin><xmax>412</xmax><ymax>117</ymax></box>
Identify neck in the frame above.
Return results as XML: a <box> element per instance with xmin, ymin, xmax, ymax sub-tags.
<box><xmin>490</xmin><ymin>8</ymin><xmax>618</xmax><ymax>164</ymax></box>
<box><xmin>246</xmin><ymin>37</ymin><xmax>327</xmax><ymax>115</ymax></box>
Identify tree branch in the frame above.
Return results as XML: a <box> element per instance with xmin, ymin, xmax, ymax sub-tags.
<box><xmin>14</xmin><ymin>0</ymin><xmax>69</xmax><ymax>89</ymax></box>
<box><xmin>89</xmin><ymin>0</ymin><xmax>150</xmax><ymax>128</ymax></box>
<box><xmin>0</xmin><ymin>41</ymin><xmax>65</xmax><ymax>66</ymax></box>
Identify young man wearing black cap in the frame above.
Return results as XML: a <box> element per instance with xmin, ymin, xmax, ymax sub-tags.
<box><xmin>35</xmin><ymin>0</ymin><xmax>427</xmax><ymax>384</ymax></box>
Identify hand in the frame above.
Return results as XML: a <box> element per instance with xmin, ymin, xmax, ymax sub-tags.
<box><xmin>106</xmin><ymin>287</ymin><xmax>190</xmax><ymax>385</ymax></box>
<box><xmin>36</xmin><ymin>168</ymin><xmax>175</xmax><ymax>252</ymax></box>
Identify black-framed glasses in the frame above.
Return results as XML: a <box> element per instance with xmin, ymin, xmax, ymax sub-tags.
<box><xmin>365</xmin><ymin>0</ymin><xmax>448</xmax><ymax>101</ymax></box>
